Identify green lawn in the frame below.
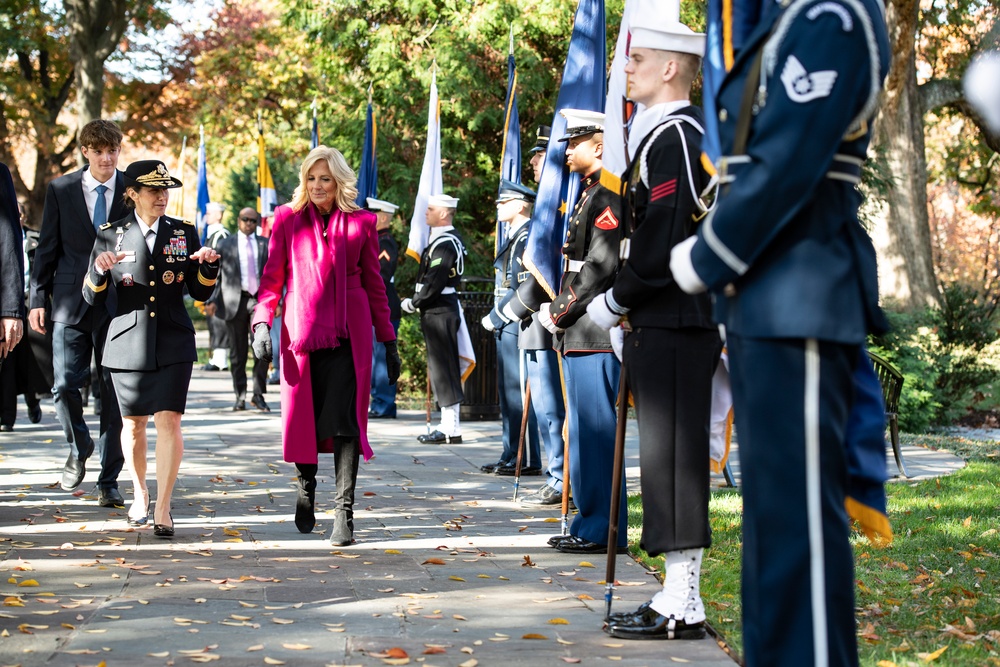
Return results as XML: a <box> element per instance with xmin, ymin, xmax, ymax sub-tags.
<box><xmin>626</xmin><ymin>435</ymin><xmax>1000</xmax><ymax>667</ymax></box>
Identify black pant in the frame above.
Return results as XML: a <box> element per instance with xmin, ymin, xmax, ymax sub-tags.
<box><xmin>227</xmin><ymin>292</ymin><xmax>267</xmax><ymax>401</ymax></box>
<box><xmin>624</xmin><ymin>326</ymin><xmax>722</xmax><ymax>557</ymax></box>
<box><xmin>420</xmin><ymin>305</ymin><xmax>463</xmax><ymax>407</ymax></box>
<box><xmin>51</xmin><ymin>307</ymin><xmax>123</xmax><ymax>489</ymax></box>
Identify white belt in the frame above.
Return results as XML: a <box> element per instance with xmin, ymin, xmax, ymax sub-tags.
<box><xmin>564</xmin><ymin>258</ymin><xmax>585</xmax><ymax>273</ymax></box>
<box><xmin>416</xmin><ymin>282</ymin><xmax>456</xmax><ymax>295</ymax></box>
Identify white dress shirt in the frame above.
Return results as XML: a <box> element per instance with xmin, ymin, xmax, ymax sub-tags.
<box><xmin>81</xmin><ymin>168</ymin><xmax>116</xmax><ymax>225</ymax></box>
<box><xmin>134</xmin><ymin>213</ymin><xmax>160</xmax><ymax>255</ymax></box>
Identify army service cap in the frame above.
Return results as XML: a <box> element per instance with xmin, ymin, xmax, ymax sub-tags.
<box><xmin>530</xmin><ymin>125</ymin><xmax>551</xmax><ymax>153</ymax></box>
<box><xmin>559</xmin><ymin>109</ymin><xmax>606</xmax><ymax>141</ymax></box>
<box><xmin>124</xmin><ymin>160</ymin><xmax>183</xmax><ymax>189</ymax></box>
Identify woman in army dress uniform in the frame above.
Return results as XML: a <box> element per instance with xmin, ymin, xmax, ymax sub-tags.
<box><xmin>83</xmin><ymin>160</ymin><xmax>220</xmax><ymax>537</ymax></box>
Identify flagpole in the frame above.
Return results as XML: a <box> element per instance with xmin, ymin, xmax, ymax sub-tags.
<box><xmin>172</xmin><ymin>135</ymin><xmax>187</xmax><ymax>218</ymax></box>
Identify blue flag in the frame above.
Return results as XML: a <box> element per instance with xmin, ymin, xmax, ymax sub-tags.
<box><xmin>703</xmin><ymin>0</ymin><xmax>771</xmax><ymax>163</ymax></box>
<box><xmin>523</xmin><ymin>0</ymin><xmax>606</xmax><ymax>298</ymax></box>
<box><xmin>356</xmin><ymin>100</ymin><xmax>378</xmax><ymax>207</ymax></box>
<box><xmin>311</xmin><ymin>99</ymin><xmax>320</xmax><ymax>150</ymax></box>
<box><xmin>195</xmin><ymin>128</ymin><xmax>210</xmax><ymax>245</ymax></box>
<box><xmin>496</xmin><ymin>38</ymin><xmax>521</xmax><ymax>255</ymax></box>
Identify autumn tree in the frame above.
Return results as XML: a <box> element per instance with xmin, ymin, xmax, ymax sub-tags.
<box><xmin>875</xmin><ymin>0</ymin><xmax>1000</xmax><ymax>310</ymax></box>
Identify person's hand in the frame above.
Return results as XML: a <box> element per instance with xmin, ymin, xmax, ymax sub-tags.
<box><xmin>94</xmin><ymin>250</ymin><xmax>126</xmax><ymax>273</ymax></box>
<box><xmin>27</xmin><ymin>308</ymin><xmax>46</xmax><ymax>335</ymax></box>
<box><xmin>191</xmin><ymin>246</ymin><xmax>220</xmax><ymax>264</ymax></box>
<box><xmin>587</xmin><ymin>291</ymin><xmax>621</xmax><ymax>330</ymax></box>
<box><xmin>0</xmin><ymin>317</ymin><xmax>23</xmax><ymax>358</ymax></box>
<box><xmin>670</xmin><ymin>236</ymin><xmax>708</xmax><ymax>295</ymax></box>
<box><xmin>481</xmin><ymin>313</ymin><xmax>496</xmax><ymax>332</ymax></box>
<box><xmin>401</xmin><ymin>298</ymin><xmax>416</xmax><ymax>314</ymax></box>
<box><xmin>252</xmin><ymin>323</ymin><xmax>272</xmax><ymax>362</ymax></box>
<box><xmin>609</xmin><ymin>325</ymin><xmax>625</xmax><ymax>362</ymax></box>
<box><xmin>204</xmin><ymin>302</ymin><xmax>217</xmax><ymax>317</ymax></box>
<box><xmin>538</xmin><ymin>303</ymin><xmax>563</xmax><ymax>334</ymax></box>
<box><xmin>384</xmin><ymin>340</ymin><xmax>401</xmax><ymax>385</ymax></box>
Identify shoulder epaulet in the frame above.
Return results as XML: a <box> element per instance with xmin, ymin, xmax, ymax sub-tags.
<box><xmin>182</xmin><ymin>219</ymin><xmax>196</xmax><ymax>227</ymax></box>
<box><xmin>99</xmin><ymin>222</ymin><xmax>113</xmax><ymax>231</ymax></box>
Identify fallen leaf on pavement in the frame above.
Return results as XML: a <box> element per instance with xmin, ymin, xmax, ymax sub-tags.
<box><xmin>522</xmin><ymin>633</ymin><xmax>548</xmax><ymax>640</ymax></box>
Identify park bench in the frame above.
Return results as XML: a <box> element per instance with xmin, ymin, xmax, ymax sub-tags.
<box><xmin>867</xmin><ymin>350</ymin><xmax>909</xmax><ymax>478</ymax></box>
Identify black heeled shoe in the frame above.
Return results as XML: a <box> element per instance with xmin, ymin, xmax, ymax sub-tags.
<box><xmin>153</xmin><ymin>512</ymin><xmax>174</xmax><ymax>538</ymax></box>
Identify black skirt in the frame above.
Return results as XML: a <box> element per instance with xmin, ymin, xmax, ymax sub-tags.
<box><xmin>111</xmin><ymin>362</ymin><xmax>193</xmax><ymax>416</ymax></box>
<box><xmin>310</xmin><ymin>339</ymin><xmax>359</xmax><ymax>445</ymax></box>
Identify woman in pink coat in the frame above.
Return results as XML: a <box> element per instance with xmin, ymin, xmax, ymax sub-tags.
<box><xmin>251</xmin><ymin>146</ymin><xmax>400</xmax><ymax>546</ymax></box>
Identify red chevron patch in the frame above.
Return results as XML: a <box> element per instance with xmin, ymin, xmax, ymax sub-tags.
<box><xmin>594</xmin><ymin>206</ymin><xmax>619</xmax><ymax>230</ymax></box>
<box><xmin>650</xmin><ymin>178</ymin><xmax>678</xmax><ymax>202</ymax></box>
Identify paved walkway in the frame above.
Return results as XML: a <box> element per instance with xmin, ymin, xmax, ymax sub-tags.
<box><xmin>0</xmin><ymin>368</ymin><xmax>963</xmax><ymax>666</ymax></box>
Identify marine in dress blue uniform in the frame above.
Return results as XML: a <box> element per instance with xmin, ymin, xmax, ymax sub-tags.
<box><xmin>481</xmin><ymin>180</ymin><xmax>541</xmax><ymax>477</ymax></box>
<box><xmin>367</xmin><ymin>198</ymin><xmax>401</xmax><ymax>419</ymax></box>
<box><xmin>516</xmin><ymin>110</ymin><xmax>627</xmax><ymax>554</ymax></box>
<box><xmin>670</xmin><ymin>1</ymin><xmax>891</xmax><ymax>665</ymax></box>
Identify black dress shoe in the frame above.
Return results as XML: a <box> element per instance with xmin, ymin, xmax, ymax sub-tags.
<box><xmin>496</xmin><ymin>464</ymin><xmax>542</xmax><ymax>477</ymax></box>
<box><xmin>233</xmin><ymin>400</ymin><xmax>246</xmax><ymax>411</ymax></box>
<box><xmin>27</xmin><ymin>401</ymin><xmax>42</xmax><ymax>424</ymax></box>
<box><xmin>0</xmin><ymin>424</ymin><xmax>12</xmax><ymax>432</ymax></box>
<box><xmin>522</xmin><ymin>485</ymin><xmax>561</xmax><ymax>506</ymax></box>
<box><xmin>97</xmin><ymin>487</ymin><xmax>125</xmax><ymax>508</ymax></box>
<box><xmin>203</xmin><ymin>363</ymin><xmax>220</xmax><ymax>371</ymax></box>
<box><xmin>606</xmin><ymin>601</ymin><xmax>652</xmax><ymax>624</ymax></box>
<box><xmin>555</xmin><ymin>535</ymin><xmax>608</xmax><ymax>554</ymax></box>
<box><xmin>251</xmin><ymin>396</ymin><xmax>271</xmax><ymax>412</ymax></box>
<box><xmin>417</xmin><ymin>430</ymin><xmax>462</xmax><ymax>444</ymax></box>
<box><xmin>604</xmin><ymin>607</ymin><xmax>706</xmax><ymax>640</ymax></box>
<box><xmin>153</xmin><ymin>513</ymin><xmax>174</xmax><ymax>538</ymax></box>
<box><xmin>368</xmin><ymin>407</ymin><xmax>396</xmax><ymax>419</ymax></box>
<box><xmin>479</xmin><ymin>460</ymin><xmax>509</xmax><ymax>473</ymax></box>
<box><xmin>61</xmin><ymin>453</ymin><xmax>86</xmax><ymax>491</ymax></box>
<box><xmin>547</xmin><ymin>533</ymin><xmax>574</xmax><ymax>547</ymax></box>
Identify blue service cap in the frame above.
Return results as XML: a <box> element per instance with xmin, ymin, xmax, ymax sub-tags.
<box><xmin>530</xmin><ymin>125</ymin><xmax>551</xmax><ymax>153</ymax></box>
<box><xmin>497</xmin><ymin>179</ymin><xmax>536</xmax><ymax>203</ymax></box>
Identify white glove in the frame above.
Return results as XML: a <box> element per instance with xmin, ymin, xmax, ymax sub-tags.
<box><xmin>481</xmin><ymin>313</ymin><xmax>496</xmax><ymax>332</ymax></box>
<box><xmin>401</xmin><ymin>298</ymin><xmax>416</xmax><ymax>314</ymax></box>
<box><xmin>587</xmin><ymin>291</ymin><xmax>621</xmax><ymax>330</ymax></box>
<box><xmin>537</xmin><ymin>302</ymin><xmax>563</xmax><ymax>334</ymax></box>
<box><xmin>670</xmin><ymin>236</ymin><xmax>708</xmax><ymax>294</ymax></box>
<box><xmin>501</xmin><ymin>301</ymin><xmax>519</xmax><ymax>323</ymax></box>
<box><xmin>609</xmin><ymin>325</ymin><xmax>625</xmax><ymax>362</ymax></box>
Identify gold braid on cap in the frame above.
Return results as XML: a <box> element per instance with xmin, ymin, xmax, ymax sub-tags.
<box><xmin>135</xmin><ymin>163</ymin><xmax>175</xmax><ymax>187</ymax></box>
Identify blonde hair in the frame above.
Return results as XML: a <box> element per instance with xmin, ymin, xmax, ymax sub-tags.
<box><xmin>290</xmin><ymin>146</ymin><xmax>361</xmax><ymax>213</ymax></box>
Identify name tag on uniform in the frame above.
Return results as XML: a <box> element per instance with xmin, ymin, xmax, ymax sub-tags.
<box><xmin>119</xmin><ymin>251</ymin><xmax>136</xmax><ymax>263</ymax></box>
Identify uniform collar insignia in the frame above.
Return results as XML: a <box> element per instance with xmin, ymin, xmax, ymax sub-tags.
<box><xmin>581</xmin><ymin>169</ymin><xmax>602</xmax><ymax>190</ymax></box>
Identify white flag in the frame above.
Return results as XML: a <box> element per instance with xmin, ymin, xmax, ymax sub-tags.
<box><xmin>406</xmin><ymin>68</ymin><xmax>443</xmax><ymax>260</ymax></box>
<box><xmin>601</xmin><ymin>0</ymin><xmax>639</xmax><ymax>196</ymax></box>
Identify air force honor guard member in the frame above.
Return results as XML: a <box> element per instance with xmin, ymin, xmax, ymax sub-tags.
<box><xmin>481</xmin><ymin>180</ymin><xmax>541</xmax><ymax>477</ymax></box>
<box><xmin>587</xmin><ymin>7</ymin><xmax>722</xmax><ymax>640</ymax></box>
<box><xmin>367</xmin><ymin>198</ymin><xmax>401</xmax><ymax>419</ymax></box>
<box><xmin>84</xmin><ymin>159</ymin><xmax>221</xmax><ymax>536</ymax></box>
<box><xmin>513</xmin><ymin>110</ymin><xmax>626</xmax><ymax>553</ymax></box>
<box><xmin>401</xmin><ymin>194</ymin><xmax>467</xmax><ymax>444</ymax></box>
<box><xmin>669</xmin><ymin>1</ymin><xmax>891</xmax><ymax>665</ymax></box>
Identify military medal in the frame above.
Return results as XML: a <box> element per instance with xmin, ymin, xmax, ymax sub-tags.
<box><xmin>122</xmin><ymin>273</ymin><xmax>134</xmax><ymax>287</ymax></box>
<box><xmin>162</xmin><ymin>270</ymin><xmax>175</xmax><ymax>285</ymax></box>
<box><xmin>176</xmin><ymin>272</ymin><xmax>184</xmax><ymax>283</ymax></box>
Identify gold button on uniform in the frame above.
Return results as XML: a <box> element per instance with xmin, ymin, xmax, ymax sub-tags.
<box><xmin>150</xmin><ymin>280</ymin><xmax>156</xmax><ymax>286</ymax></box>
<box><xmin>150</xmin><ymin>296</ymin><xmax>155</xmax><ymax>302</ymax></box>
<box><xmin>719</xmin><ymin>109</ymin><xmax>728</xmax><ymax>122</ymax></box>
<box><xmin>150</xmin><ymin>312</ymin><xmax>156</xmax><ymax>318</ymax></box>
<box><xmin>149</xmin><ymin>265</ymin><xmax>154</xmax><ymax>270</ymax></box>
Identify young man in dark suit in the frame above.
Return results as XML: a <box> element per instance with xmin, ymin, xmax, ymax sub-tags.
<box><xmin>28</xmin><ymin>120</ymin><xmax>126</xmax><ymax>506</ymax></box>
<box><xmin>206</xmin><ymin>207</ymin><xmax>270</xmax><ymax>412</ymax></box>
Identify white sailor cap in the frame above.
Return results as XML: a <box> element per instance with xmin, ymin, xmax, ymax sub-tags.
<box><xmin>559</xmin><ymin>109</ymin><xmax>606</xmax><ymax>141</ymax></box>
<box><xmin>427</xmin><ymin>194</ymin><xmax>459</xmax><ymax>209</ymax></box>
<box><xmin>206</xmin><ymin>202</ymin><xmax>226</xmax><ymax>212</ymax></box>
<box><xmin>366</xmin><ymin>197</ymin><xmax>399</xmax><ymax>214</ymax></box>
<box><xmin>630</xmin><ymin>0</ymin><xmax>706</xmax><ymax>57</ymax></box>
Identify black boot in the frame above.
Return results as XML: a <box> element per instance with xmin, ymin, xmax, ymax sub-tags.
<box><xmin>294</xmin><ymin>463</ymin><xmax>317</xmax><ymax>534</ymax></box>
<box><xmin>330</xmin><ymin>439</ymin><xmax>359</xmax><ymax>546</ymax></box>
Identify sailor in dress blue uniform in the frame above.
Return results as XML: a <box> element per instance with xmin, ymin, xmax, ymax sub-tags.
<box><xmin>670</xmin><ymin>1</ymin><xmax>891</xmax><ymax>665</ymax></box>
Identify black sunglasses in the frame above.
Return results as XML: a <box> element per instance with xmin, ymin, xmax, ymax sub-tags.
<box><xmin>239</xmin><ymin>216</ymin><xmax>259</xmax><ymax>223</ymax></box>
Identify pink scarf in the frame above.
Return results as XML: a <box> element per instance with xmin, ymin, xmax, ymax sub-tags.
<box><xmin>286</xmin><ymin>204</ymin><xmax>349</xmax><ymax>352</ymax></box>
